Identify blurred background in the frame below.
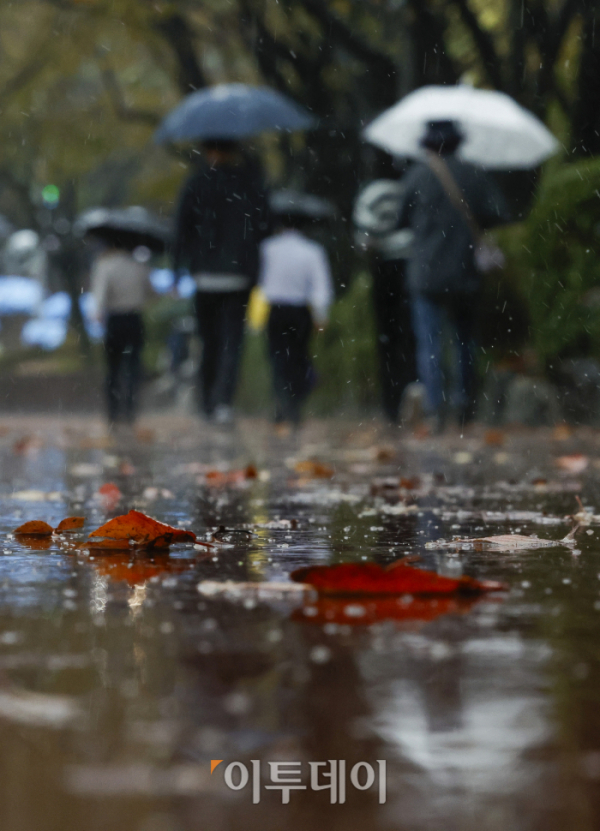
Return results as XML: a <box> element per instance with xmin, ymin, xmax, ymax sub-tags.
<box><xmin>0</xmin><ymin>0</ymin><xmax>595</xmax><ymax>422</ymax></box>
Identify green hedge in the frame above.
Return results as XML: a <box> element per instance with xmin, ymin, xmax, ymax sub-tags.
<box><xmin>498</xmin><ymin>158</ymin><xmax>600</xmax><ymax>366</ymax></box>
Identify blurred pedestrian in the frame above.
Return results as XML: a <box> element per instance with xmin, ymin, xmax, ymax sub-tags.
<box><xmin>397</xmin><ymin>120</ymin><xmax>509</xmax><ymax>431</ymax></box>
<box><xmin>353</xmin><ymin>179</ymin><xmax>416</xmax><ymax>423</ymax></box>
<box><xmin>91</xmin><ymin>245</ymin><xmax>152</xmax><ymax>426</ymax></box>
<box><xmin>173</xmin><ymin>140</ymin><xmax>270</xmax><ymax>425</ymax></box>
<box><xmin>259</xmin><ymin>213</ymin><xmax>333</xmax><ymax>430</ymax></box>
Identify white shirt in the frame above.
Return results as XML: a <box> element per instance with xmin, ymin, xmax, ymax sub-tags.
<box><xmin>259</xmin><ymin>230</ymin><xmax>333</xmax><ymax>324</ymax></box>
<box><xmin>91</xmin><ymin>252</ymin><xmax>152</xmax><ymax>318</ymax></box>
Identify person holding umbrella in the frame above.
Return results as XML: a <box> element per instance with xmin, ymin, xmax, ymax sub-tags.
<box><xmin>393</xmin><ymin>120</ymin><xmax>510</xmax><ymax>430</ymax></box>
<box><xmin>364</xmin><ymin>84</ymin><xmax>558</xmax><ymax>430</ymax></box>
<box><xmin>172</xmin><ymin>139</ymin><xmax>270</xmax><ymax>424</ymax></box>
<box><xmin>159</xmin><ymin>83</ymin><xmax>315</xmax><ymax>425</ymax></box>
<box><xmin>81</xmin><ymin>207</ymin><xmax>168</xmax><ymax>427</ymax></box>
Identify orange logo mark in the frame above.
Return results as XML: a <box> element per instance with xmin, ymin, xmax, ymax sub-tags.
<box><xmin>211</xmin><ymin>760</ymin><xmax>224</xmax><ymax>774</ymax></box>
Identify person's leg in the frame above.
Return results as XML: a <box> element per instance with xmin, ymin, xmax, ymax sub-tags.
<box><xmin>267</xmin><ymin>305</ymin><xmax>292</xmax><ymax>422</ymax></box>
<box><xmin>212</xmin><ymin>291</ymin><xmax>249</xmax><ymax>409</ymax></box>
<box><xmin>194</xmin><ymin>292</ymin><xmax>220</xmax><ymax>416</ymax></box>
<box><xmin>104</xmin><ymin>314</ymin><xmax>124</xmax><ymax>424</ymax></box>
<box><xmin>123</xmin><ymin>314</ymin><xmax>144</xmax><ymax>424</ymax></box>
<box><xmin>395</xmin><ymin>267</ymin><xmax>418</xmax><ymax>397</ymax></box>
<box><xmin>450</xmin><ymin>294</ymin><xmax>478</xmax><ymax>423</ymax></box>
<box><xmin>286</xmin><ymin>306</ymin><xmax>313</xmax><ymax>423</ymax></box>
<box><xmin>372</xmin><ymin>261</ymin><xmax>398</xmax><ymax>422</ymax></box>
<box><xmin>411</xmin><ymin>294</ymin><xmax>444</xmax><ymax>416</ymax></box>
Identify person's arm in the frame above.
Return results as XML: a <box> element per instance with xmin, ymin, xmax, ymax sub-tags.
<box><xmin>309</xmin><ymin>246</ymin><xmax>334</xmax><ymax>329</ymax></box>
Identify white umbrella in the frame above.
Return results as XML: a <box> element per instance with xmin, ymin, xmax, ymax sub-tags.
<box><xmin>363</xmin><ymin>85</ymin><xmax>560</xmax><ymax>169</ymax></box>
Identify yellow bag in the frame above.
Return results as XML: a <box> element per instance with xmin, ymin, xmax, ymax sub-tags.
<box><xmin>247</xmin><ymin>286</ymin><xmax>270</xmax><ymax>331</ymax></box>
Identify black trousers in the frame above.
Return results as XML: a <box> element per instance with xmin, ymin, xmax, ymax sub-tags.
<box><xmin>267</xmin><ymin>304</ymin><xmax>313</xmax><ymax>424</ymax></box>
<box><xmin>372</xmin><ymin>258</ymin><xmax>417</xmax><ymax>422</ymax></box>
<box><xmin>104</xmin><ymin>312</ymin><xmax>144</xmax><ymax>424</ymax></box>
<box><xmin>194</xmin><ymin>290</ymin><xmax>249</xmax><ymax>415</ymax></box>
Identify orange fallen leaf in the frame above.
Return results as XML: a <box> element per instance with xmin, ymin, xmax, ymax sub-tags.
<box><xmin>484</xmin><ymin>429</ymin><xmax>505</xmax><ymax>446</ymax></box>
<box><xmin>97</xmin><ymin>482</ymin><xmax>122</xmax><ymax>511</ymax></box>
<box><xmin>204</xmin><ymin>466</ymin><xmax>257</xmax><ymax>486</ymax></box>
<box><xmin>291</xmin><ymin>561</ymin><xmax>504</xmax><ymax>596</ymax></box>
<box><xmin>12</xmin><ymin>436</ymin><xmax>42</xmax><ymax>455</ymax></box>
<box><xmin>293</xmin><ymin>595</ymin><xmax>479</xmax><ymax>626</ymax></box>
<box><xmin>15</xmin><ymin>520</ymin><xmax>53</xmax><ymax>536</ymax></box>
<box><xmin>555</xmin><ymin>454</ymin><xmax>589</xmax><ymax>474</ymax></box>
<box><xmin>553</xmin><ymin>424</ymin><xmax>573</xmax><ymax>441</ymax></box>
<box><xmin>55</xmin><ymin>517</ymin><xmax>85</xmax><ymax>533</ymax></box>
<box><xmin>294</xmin><ymin>460</ymin><xmax>334</xmax><ymax>478</ymax></box>
<box><xmin>89</xmin><ymin>509</ymin><xmax>196</xmax><ymax>547</ymax></box>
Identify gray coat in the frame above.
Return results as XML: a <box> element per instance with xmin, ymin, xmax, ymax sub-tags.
<box><xmin>397</xmin><ymin>157</ymin><xmax>510</xmax><ymax>297</ymax></box>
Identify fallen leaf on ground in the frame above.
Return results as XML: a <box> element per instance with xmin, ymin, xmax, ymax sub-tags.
<box><xmin>426</xmin><ymin>526</ymin><xmax>579</xmax><ymax>551</ymax></box>
<box><xmin>55</xmin><ymin>517</ymin><xmax>85</xmax><ymax>533</ymax></box>
<box><xmin>15</xmin><ymin>520</ymin><xmax>53</xmax><ymax>536</ymax></box>
<box><xmin>555</xmin><ymin>454</ymin><xmax>589</xmax><ymax>474</ymax></box>
<box><xmin>293</xmin><ymin>595</ymin><xmax>479</xmax><ymax>626</ymax></box>
<box><xmin>294</xmin><ymin>460</ymin><xmax>335</xmax><ymax>478</ymax></box>
<box><xmin>89</xmin><ymin>510</ymin><xmax>196</xmax><ymax>548</ymax></box>
<box><xmin>290</xmin><ymin>561</ymin><xmax>504</xmax><ymax>596</ymax></box>
<box><xmin>97</xmin><ymin>483</ymin><xmax>122</xmax><ymax>511</ymax></box>
<box><xmin>553</xmin><ymin>424</ymin><xmax>573</xmax><ymax>441</ymax></box>
<box><xmin>13</xmin><ymin>436</ymin><xmax>42</xmax><ymax>455</ymax></box>
<box><xmin>484</xmin><ymin>429</ymin><xmax>505</xmax><ymax>446</ymax></box>
<box><xmin>204</xmin><ymin>465</ymin><xmax>258</xmax><ymax>486</ymax></box>
<box><xmin>134</xmin><ymin>427</ymin><xmax>155</xmax><ymax>443</ymax></box>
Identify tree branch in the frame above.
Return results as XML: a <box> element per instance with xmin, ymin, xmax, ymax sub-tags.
<box><xmin>452</xmin><ymin>0</ymin><xmax>504</xmax><ymax>90</ymax></box>
<box><xmin>297</xmin><ymin>0</ymin><xmax>397</xmax><ymax>80</ymax></box>
<box><xmin>153</xmin><ymin>11</ymin><xmax>207</xmax><ymax>93</ymax></box>
<box><xmin>99</xmin><ymin>66</ymin><xmax>160</xmax><ymax>125</ymax></box>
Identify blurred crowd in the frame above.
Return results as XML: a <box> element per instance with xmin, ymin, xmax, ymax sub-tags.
<box><xmin>0</xmin><ymin>80</ymin><xmax>559</xmax><ymax>434</ymax></box>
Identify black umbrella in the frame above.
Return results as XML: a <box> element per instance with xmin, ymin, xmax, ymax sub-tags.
<box><xmin>154</xmin><ymin>83</ymin><xmax>315</xmax><ymax>144</ymax></box>
<box><xmin>75</xmin><ymin>207</ymin><xmax>171</xmax><ymax>254</ymax></box>
<box><xmin>269</xmin><ymin>189</ymin><xmax>336</xmax><ymax>220</ymax></box>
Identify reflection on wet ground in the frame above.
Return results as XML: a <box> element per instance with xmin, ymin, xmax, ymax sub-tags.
<box><xmin>0</xmin><ymin>415</ymin><xmax>600</xmax><ymax>829</ymax></box>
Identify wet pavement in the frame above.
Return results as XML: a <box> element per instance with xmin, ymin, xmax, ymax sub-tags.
<box><xmin>0</xmin><ymin>414</ymin><xmax>600</xmax><ymax>830</ymax></box>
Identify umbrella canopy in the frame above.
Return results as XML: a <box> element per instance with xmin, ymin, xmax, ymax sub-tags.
<box><xmin>76</xmin><ymin>206</ymin><xmax>171</xmax><ymax>254</ymax></box>
<box><xmin>363</xmin><ymin>85</ymin><xmax>560</xmax><ymax>169</ymax></box>
<box><xmin>154</xmin><ymin>83</ymin><xmax>316</xmax><ymax>144</ymax></box>
<box><xmin>270</xmin><ymin>189</ymin><xmax>336</xmax><ymax>220</ymax></box>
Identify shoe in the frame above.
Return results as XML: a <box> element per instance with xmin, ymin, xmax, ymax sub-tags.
<box><xmin>399</xmin><ymin>382</ymin><xmax>427</xmax><ymax>427</ymax></box>
<box><xmin>213</xmin><ymin>405</ymin><xmax>234</xmax><ymax>425</ymax></box>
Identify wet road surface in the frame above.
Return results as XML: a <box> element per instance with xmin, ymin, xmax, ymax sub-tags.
<box><xmin>0</xmin><ymin>414</ymin><xmax>599</xmax><ymax>830</ymax></box>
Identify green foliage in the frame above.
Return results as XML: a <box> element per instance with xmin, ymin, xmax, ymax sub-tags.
<box><xmin>236</xmin><ymin>273</ymin><xmax>379</xmax><ymax>415</ymax></box>
<box><xmin>499</xmin><ymin>158</ymin><xmax>600</xmax><ymax>365</ymax></box>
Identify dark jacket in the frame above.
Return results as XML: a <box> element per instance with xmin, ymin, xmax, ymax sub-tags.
<box><xmin>173</xmin><ymin>158</ymin><xmax>270</xmax><ymax>286</ymax></box>
<box><xmin>397</xmin><ymin>157</ymin><xmax>510</xmax><ymax>297</ymax></box>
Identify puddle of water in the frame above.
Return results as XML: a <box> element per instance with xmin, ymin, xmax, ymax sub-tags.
<box><xmin>0</xmin><ymin>419</ymin><xmax>596</xmax><ymax>830</ymax></box>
